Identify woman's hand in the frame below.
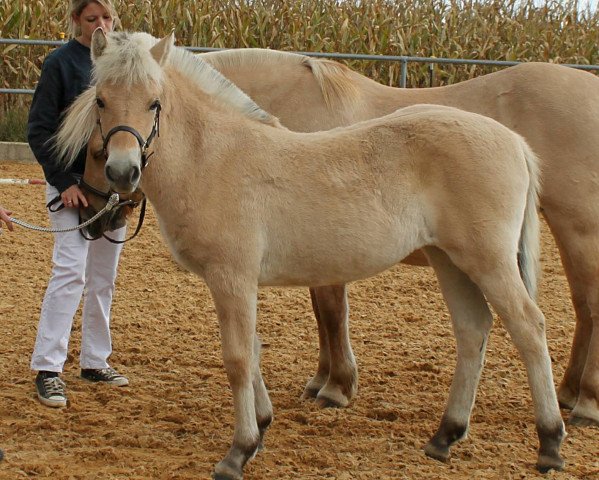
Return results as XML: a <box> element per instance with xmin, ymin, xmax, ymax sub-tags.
<box><xmin>0</xmin><ymin>206</ymin><xmax>13</xmax><ymax>231</ymax></box>
<box><xmin>61</xmin><ymin>184</ymin><xmax>89</xmax><ymax>209</ymax></box>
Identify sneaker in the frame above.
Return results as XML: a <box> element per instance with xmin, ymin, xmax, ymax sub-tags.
<box><xmin>80</xmin><ymin>367</ymin><xmax>129</xmax><ymax>386</ymax></box>
<box><xmin>35</xmin><ymin>371</ymin><xmax>67</xmax><ymax>408</ymax></box>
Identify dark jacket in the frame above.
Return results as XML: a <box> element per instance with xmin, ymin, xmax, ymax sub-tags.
<box><xmin>28</xmin><ymin>39</ymin><xmax>92</xmax><ymax>193</ymax></box>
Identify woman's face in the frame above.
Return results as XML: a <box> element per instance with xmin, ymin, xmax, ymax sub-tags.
<box><xmin>73</xmin><ymin>2</ymin><xmax>114</xmax><ymax>47</ymax></box>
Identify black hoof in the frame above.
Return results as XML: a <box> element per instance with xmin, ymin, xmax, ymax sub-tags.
<box><xmin>0</xmin><ymin>449</ymin><xmax>4</xmax><ymax>461</ymax></box>
<box><xmin>424</xmin><ymin>441</ymin><xmax>450</xmax><ymax>462</ymax></box>
<box><xmin>536</xmin><ymin>455</ymin><xmax>564</xmax><ymax>473</ymax></box>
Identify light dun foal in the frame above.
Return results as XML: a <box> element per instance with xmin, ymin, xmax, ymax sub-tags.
<box><xmin>57</xmin><ymin>31</ymin><xmax>565</xmax><ymax>479</ymax></box>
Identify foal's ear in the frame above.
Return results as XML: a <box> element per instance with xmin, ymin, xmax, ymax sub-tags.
<box><xmin>150</xmin><ymin>31</ymin><xmax>174</xmax><ymax>66</ymax></box>
<box><xmin>91</xmin><ymin>27</ymin><xmax>108</xmax><ymax>61</ymax></box>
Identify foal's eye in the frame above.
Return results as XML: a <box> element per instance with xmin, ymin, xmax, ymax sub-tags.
<box><xmin>149</xmin><ymin>100</ymin><xmax>161</xmax><ymax>111</ymax></box>
<box><xmin>96</xmin><ymin>97</ymin><xmax>105</xmax><ymax>108</ymax></box>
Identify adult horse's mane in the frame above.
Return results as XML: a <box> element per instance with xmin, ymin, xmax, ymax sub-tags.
<box><xmin>202</xmin><ymin>48</ymin><xmax>361</xmax><ymax>108</ymax></box>
<box><xmin>55</xmin><ymin>32</ymin><xmax>281</xmax><ymax>167</ymax></box>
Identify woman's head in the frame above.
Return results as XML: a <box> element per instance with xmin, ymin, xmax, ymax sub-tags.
<box><xmin>70</xmin><ymin>0</ymin><xmax>119</xmax><ymax>45</ymax></box>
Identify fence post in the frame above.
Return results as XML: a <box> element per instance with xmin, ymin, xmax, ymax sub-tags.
<box><xmin>400</xmin><ymin>59</ymin><xmax>408</xmax><ymax>88</ymax></box>
<box><xmin>429</xmin><ymin>63</ymin><xmax>435</xmax><ymax>87</ymax></box>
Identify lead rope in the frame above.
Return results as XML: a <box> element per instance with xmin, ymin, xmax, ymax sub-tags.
<box><xmin>5</xmin><ymin>193</ymin><xmax>120</xmax><ymax>234</ymax></box>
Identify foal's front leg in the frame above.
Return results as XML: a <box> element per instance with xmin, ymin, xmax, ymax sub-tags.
<box><xmin>209</xmin><ymin>279</ymin><xmax>267</xmax><ymax>480</ymax></box>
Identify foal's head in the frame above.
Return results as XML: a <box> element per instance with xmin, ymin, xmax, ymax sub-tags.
<box><xmin>91</xmin><ymin>29</ymin><xmax>171</xmax><ymax>194</ymax></box>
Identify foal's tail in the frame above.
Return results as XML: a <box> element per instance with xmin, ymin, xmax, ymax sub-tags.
<box><xmin>517</xmin><ymin>136</ymin><xmax>542</xmax><ymax>300</ymax></box>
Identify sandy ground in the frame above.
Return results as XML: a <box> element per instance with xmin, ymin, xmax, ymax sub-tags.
<box><xmin>0</xmin><ymin>162</ymin><xmax>597</xmax><ymax>480</ymax></box>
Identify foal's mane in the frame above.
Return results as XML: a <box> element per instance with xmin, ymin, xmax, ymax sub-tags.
<box><xmin>55</xmin><ymin>32</ymin><xmax>282</xmax><ymax>167</ymax></box>
<box><xmin>202</xmin><ymin>48</ymin><xmax>361</xmax><ymax>108</ymax></box>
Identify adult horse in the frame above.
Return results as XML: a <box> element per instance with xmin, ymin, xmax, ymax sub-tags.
<box><xmin>76</xmin><ymin>45</ymin><xmax>599</xmax><ymax>425</ymax></box>
<box><xmin>57</xmin><ymin>30</ymin><xmax>565</xmax><ymax>478</ymax></box>
<box><xmin>198</xmin><ymin>49</ymin><xmax>599</xmax><ymax>427</ymax></box>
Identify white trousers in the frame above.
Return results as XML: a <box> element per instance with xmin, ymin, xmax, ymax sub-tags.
<box><xmin>30</xmin><ymin>184</ymin><xmax>126</xmax><ymax>372</ymax></box>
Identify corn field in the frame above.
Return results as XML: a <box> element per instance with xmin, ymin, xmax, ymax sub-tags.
<box><xmin>1</xmin><ymin>0</ymin><xmax>598</xmax><ymax>117</ymax></box>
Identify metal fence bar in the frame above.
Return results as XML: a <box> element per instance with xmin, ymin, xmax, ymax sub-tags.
<box><xmin>2</xmin><ymin>37</ymin><xmax>599</xmax><ymax>95</ymax></box>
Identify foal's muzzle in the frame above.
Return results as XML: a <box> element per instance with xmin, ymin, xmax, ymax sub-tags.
<box><xmin>98</xmin><ymin>104</ymin><xmax>161</xmax><ymax>190</ymax></box>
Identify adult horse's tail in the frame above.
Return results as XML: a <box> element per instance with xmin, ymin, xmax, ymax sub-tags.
<box><xmin>517</xmin><ymin>136</ymin><xmax>542</xmax><ymax>300</ymax></box>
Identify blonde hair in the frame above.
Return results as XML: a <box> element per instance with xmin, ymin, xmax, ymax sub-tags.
<box><xmin>68</xmin><ymin>0</ymin><xmax>120</xmax><ymax>37</ymax></box>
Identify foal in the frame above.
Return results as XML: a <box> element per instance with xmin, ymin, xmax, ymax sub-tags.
<box><xmin>56</xmin><ymin>31</ymin><xmax>566</xmax><ymax>479</ymax></box>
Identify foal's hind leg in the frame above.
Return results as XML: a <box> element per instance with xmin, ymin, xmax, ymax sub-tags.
<box><xmin>422</xmin><ymin>247</ymin><xmax>493</xmax><ymax>462</ymax></box>
<box><xmin>252</xmin><ymin>334</ymin><xmax>273</xmax><ymax>449</ymax></box>
<box><xmin>472</xmin><ymin>264</ymin><xmax>566</xmax><ymax>472</ymax></box>
<box><xmin>303</xmin><ymin>285</ymin><xmax>358</xmax><ymax>408</ymax></box>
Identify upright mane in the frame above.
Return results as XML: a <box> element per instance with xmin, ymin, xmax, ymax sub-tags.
<box><xmin>202</xmin><ymin>48</ymin><xmax>361</xmax><ymax>109</ymax></box>
<box><xmin>54</xmin><ymin>32</ymin><xmax>282</xmax><ymax>167</ymax></box>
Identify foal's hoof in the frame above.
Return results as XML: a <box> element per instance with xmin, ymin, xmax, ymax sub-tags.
<box><xmin>213</xmin><ymin>474</ymin><xmax>241</xmax><ymax>480</ymax></box>
<box><xmin>536</xmin><ymin>454</ymin><xmax>564</xmax><ymax>473</ymax></box>
<box><xmin>0</xmin><ymin>449</ymin><xmax>4</xmax><ymax>461</ymax></box>
<box><xmin>423</xmin><ymin>441</ymin><xmax>450</xmax><ymax>462</ymax></box>
<box><xmin>213</xmin><ymin>465</ymin><xmax>243</xmax><ymax>480</ymax></box>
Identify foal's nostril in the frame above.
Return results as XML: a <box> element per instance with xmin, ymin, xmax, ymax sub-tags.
<box><xmin>130</xmin><ymin>165</ymin><xmax>141</xmax><ymax>185</ymax></box>
<box><xmin>105</xmin><ymin>164</ymin><xmax>115</xmax><ymax>183</ymax></box>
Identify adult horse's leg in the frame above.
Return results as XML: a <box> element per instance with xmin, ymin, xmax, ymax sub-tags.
<box><xmin>303</xmin><ymin>252</ymin><xmax>428</xmax><ymax>406</ymax></box>
<box><xmin>303</xmin><ymin>285</ymin><xmax>358</xmax><ymax>408</ymax></box>
<box><xmin>543</xmin><ymin>210</ymin><xmax>599</xmax><ymax>426</ymax></box>
<box><xmin>421</xmin><ymin>247</ymin><xmax>494</xmax><ymax>461</ymax></box>
<box><xmin>209</xmin><ymin>277</ymin><xmax>265</xmax><ymax>480</ymax></box>
<box><xmin>472</xmin><ymin>263</ymin><xmax>566</xmax><ymax>472</ymax></box>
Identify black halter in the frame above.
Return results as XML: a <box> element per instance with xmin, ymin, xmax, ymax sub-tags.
<box><xmin>80</xmin><ymin>101</ymin><xmax>161</xmax><ymax>243</ymax></box>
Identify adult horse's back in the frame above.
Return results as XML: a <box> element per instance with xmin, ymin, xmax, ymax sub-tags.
<box><xmin>203</xmin><ymin>49</ymin><xmax>599</xmax><ymax>426</ymax></box>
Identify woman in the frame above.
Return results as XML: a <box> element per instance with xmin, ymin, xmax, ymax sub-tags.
<box><xmin>28</xmin><ymin>0</ymin><xmax>128</xmax><ymax>409</ymax></box>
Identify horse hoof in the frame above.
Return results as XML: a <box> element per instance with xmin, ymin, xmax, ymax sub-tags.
<box><xmin>300</xmin><ymin>387</ymin><xmax>320</xmax><ymax>400</ymax></box>
<box><xmin>0</xmin><ymin>449</ymin><xmax>4</xmax><ymax>461</ymax></box>
<box><xmin>536</xmin><ymin>454</ymin><xmax>564</xmax><ymax>473</ymax></box>
<box><xmin>314</xmin><ymin>396</ymin><xmax>340</xmax><ymax>408</ymax></box>
<box><xmin>423</xmin><ymin>441</ymin><xmax>450</xmax><ymax>462</ymax></box>
<box><xmin>213</xmin><ymin>474</ymin><xmax>240</xmax><ymax>480</ymax></box>
<box><xmin>568</xmin><ymin>414</ymin><xmax>599</xmax><ymax>427</ymax></box>
<box><xmin>315</xmin><ymin>386</ymin><xmax>350</xmax><ymax>408</ymax></box>
<box><xmin>213</xmin><ymin>467</ymin><xmax>243</xmax><ymax>480</ymax></box>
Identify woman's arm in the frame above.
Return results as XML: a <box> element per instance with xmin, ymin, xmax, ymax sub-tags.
<box><xmin>27</xmin><ymin>56</ymin><xmax>79</xmax><ymax>193</ymax></box>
